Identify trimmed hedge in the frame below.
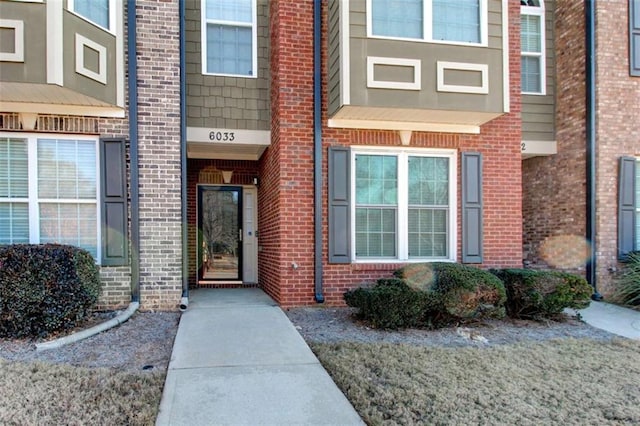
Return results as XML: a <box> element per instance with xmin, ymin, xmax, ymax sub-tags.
<box><xmin>0</xmin><ymin>244</ymin><xmax>101</xmax><ymax>338</ymax></box>
<box><xmin>345</xmin><ymin>263</ymin><xmax>506</xmax><ymax>329</ymax></box>
<box><xmin>395</xmin><ymin>263</ymin><xmax>506</xmax><ymax>321</ymax></box>
<box><xmin>490</xmin><ymin>268</ymin><xmax>592</xmax><ymax>319</ymax></box>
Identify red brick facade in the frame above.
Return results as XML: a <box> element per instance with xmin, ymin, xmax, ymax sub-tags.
<box><xmin>258</xmin><ymin>0</ymin><xmax>523</xmax><ymax>307</ymax></box>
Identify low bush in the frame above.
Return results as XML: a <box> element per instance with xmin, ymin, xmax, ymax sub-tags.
<box><xmin>612</xmin><ymin>251</ymin><xmax>640</xmax><ymax>308</ymax></box>
<box><xmin>0</xmin><ymin>244</ymin><xmax>101</xmax><ymax>338</ymax></box>
<box><xmin>395</xmin><ymin>263</ymin><xmax>506</xmax><ymax>321</ymax></box>
<box><xmin>345</xmin><ymin>263</ymin><xmax>506</xmax><ymax>329</ymax></box>
<box><xmin>490</xmin><ymin>268</ymin><xmax>592</xmax><ymax>319</ymax></box>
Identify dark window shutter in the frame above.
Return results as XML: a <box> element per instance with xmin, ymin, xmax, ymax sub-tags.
<box><xmin>328</xmin><ymin>146</ymin><xmax>350</xmax><ymax>263</ymax></box>
<box><xmin>100</xmin><ymin>138</ymin><xmax>128</xmax><ymax>266</ymax></box>
<box><xmin>618</xmin><ymin>156</ymin><xmax>637</xmax><ymax>259</ymax></box>
<box><xmin>631</xmin><ymin>0</ymin><xmax>640</xmax><ymax>76</ymax></box>
<box><xmin>462</xmin><ymin>152</ymin><xmax>483</xmax><ymax>263</ymax></box>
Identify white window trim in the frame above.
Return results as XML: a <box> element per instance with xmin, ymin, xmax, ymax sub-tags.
<box><xmin>0</xmin><ymin>19</ymin><xmax>25</xmax><ymax>62</ymax></box>
<box><xmin>67</xmin><ymin>0</ymin><xmax>117</xmax><ymax>34</ymax></box>
<box><xmin>0</xmin><ymin>133</ymin><xmax>101</xmax><ymax>263</ymax></box>
<box><xmin>366</xmin><ymin>0</ymin><xmax>488</xmax><ymax>47</ymax></box>
<box><xmin>75</xmin><ymin>34</ymin><xmax>108</xmax><ymax>84</ymax></box>
<box><xmin>350</xmin><ymin>146</ymin><xmax>457</xmax><ymax>263</ymax></box>
<box><xmin>200</xmin><ymin>0</ymin><xmax>258</xmax><ymax>78</ymax></box>
<box><xmin>521</xmin><ymin>2</ymin><xmax>546</xmax><ymax>95</ymax></box>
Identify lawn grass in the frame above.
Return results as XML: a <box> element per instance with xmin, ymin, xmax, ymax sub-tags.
<box><xmin>0</xmin><ymin>359</ymin><xmax>164</xmax><ymax>425</ymax></box>
<box><xmin>312</xmin><ymin>338</ymin><xmax>640</xmax><ymax>425</ymax></box>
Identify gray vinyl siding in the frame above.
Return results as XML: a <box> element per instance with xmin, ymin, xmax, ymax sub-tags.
<box><xmin>522</xmin><ymin>0</ymin><xmax>556</xmax><ymax>142</ymax></box>
<box><xmin>185</xmin><ymin>0</ymin><xmax>270</xmax><ymax>131</ymax></box>
<box><xmin>0</xmin><ymin>1</ymin><xmax>47</xmax><ymax>84</ymax></box>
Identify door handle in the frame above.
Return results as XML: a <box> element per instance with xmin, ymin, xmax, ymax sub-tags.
<box><xmin>239</xmin><ymin>228</ymin><xmax>243</xmax><ymax>242</ymax></box>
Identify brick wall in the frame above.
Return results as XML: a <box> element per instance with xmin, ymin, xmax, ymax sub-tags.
<box><xmin>134</xmin><ymin>0</ymin><xmax>182</xmax><ymax>310</ymax></box>
<box><xmin>522</xmin><ymin>1</ymin><xmax>587</xmax><ymax>276</ymax></box>
<box><xmin>594</xmin><ymin>0</ymin><xmax>640</xmax><ymax>295</ymax></box>
<box><xmin>264</xmin><ymin>0</ymin><xmax>523</xmax><ymax>307</ymax></box>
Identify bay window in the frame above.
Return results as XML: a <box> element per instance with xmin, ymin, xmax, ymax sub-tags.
<box><xmin>202</xmin><ymin>0</ymin><xmax>257</xmax><ymax>77</ymax></box>
<box><xmin>0</xmin><ymin>135</ymin><xmax>99</xmax><ymax>259</ymax></box>
<box><xmin>369</xmin><ymin>0</ymin><xmax>485</xmax><ymax>45</ymax></box>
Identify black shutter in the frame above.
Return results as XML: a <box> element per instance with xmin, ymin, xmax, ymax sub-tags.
<box><xmin>328</xmin><ymin>146</ymin><xmax>350</xmax><ymax>263</ymax></box>
<box><xmin>462</xmin><ymin>152</ymin><xmax>483</xmax><ymax>263</ymax></box>
<box><xmin>100</xmin><ymin>138</ymin><xmax>128</xmax><ymax>266</ymax></box>
<box><xmin>618</xmin><ymin>156</ymin><xmax>637</xmax><ymax>259</ymax></box>
<box><xmin>631</xmin><ymin>0</ymin><xmax>640</xmax><ymax>76</ymax></box>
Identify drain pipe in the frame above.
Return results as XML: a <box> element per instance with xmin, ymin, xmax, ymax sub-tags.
<box><xmin>127</xmin><ymin>0</ymin><xmax>141</xmax><ymax>304</ymax></box>
<box><xmin>179</xmin><ymin>0</ymin><xmax>189</xmax><ymax>311</ymax></box>
<box><xmin>585</xmin><ymin>0</ymin><xmax>602</xmax><ymax>300</ymax></box>
<box><xmin>313</xmin><ymin>0</ymin><xmax>324</xmax><ymax>303</ymax></box>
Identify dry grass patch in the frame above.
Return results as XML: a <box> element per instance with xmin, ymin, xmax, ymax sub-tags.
<box><xmin>0</xmin><ymin>359</ymin><xmax>164</xmax><ymax>425</ymax></box>
<box><xmin>312</xmin><ymin>339</ymin><xmax>640</xmax><ymax>425</ymax></box>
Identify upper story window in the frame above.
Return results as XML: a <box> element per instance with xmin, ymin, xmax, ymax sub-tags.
<box><xmin>368</xmin><ymin>0</ymin><xmax>486</xmax><ymax>45</ymax></box>
<box><xmin>69</xmin><ymin>0</ymin><xmax>112</xmax><ymax>32</ymax></box>
<box><xmin>202</xmin><ymin>0</ymin><xmax>257</xmax><ymax>78</ymax></box>
<box><xmin>521</xmin><ymin>0</ymin><xmax>546</xmax><ymax>94</ymax></box>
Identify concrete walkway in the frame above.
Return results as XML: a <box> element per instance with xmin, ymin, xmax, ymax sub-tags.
<box><xmin>572</xmin><ymin>301</ymin><xmax>640</xmax><ymax>340</ymax></box>
<box><xmin>155</xmin><ymin>288</ymin><xmax>364</xmax><ymax>426</ymax></box>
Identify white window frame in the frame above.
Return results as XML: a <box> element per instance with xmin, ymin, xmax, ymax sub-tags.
<box><xmin>0</xmin><ymin>133</ymin><xmax>101</xmax><ymax>263</ymax></box>
<box><xmin>68</xmin><ymin>0</ymin><xmax>116</xmax><ymax>34</ymax></box>
<box><xmin>200</xmin><ymin>0</ymin><xmax>258</xmax><ymax>78</ymax></box>
<box><xmin>350</xmin><ymin>147</ymin><xmax>457</xmax><ymax>263</ymax></box>
<box><xmin>366</xmin><ymin>0</ymin><xmax>488</xmax><ymax>47</ymax></box>
<box><xmin>521</xmin><ymin>1</ymin><xmax>546</xmax><ymax>95</ymax></box>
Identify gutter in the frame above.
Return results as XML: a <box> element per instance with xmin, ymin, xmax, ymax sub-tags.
<box><xmin>35</xmin><ymin>303</ymin><xmax>139</xmax><ymax>351</ymax></box>
<box><xmin>585</xmin><ymin>0</ymin><xmax>602</xmax><ymax>300</ymax></box>
<box><xmin>127</xmin><ymin>0</ymin><xmax>141</xmax><ymax>303</ymax></box>
<box><xmin>179</xmin><ymin>0</ymin><xmax>189</xmax><ymax>310</ymax></box>
<box><xmin>313</xmin><ymin>0</ymin><xmax>324</xmax><ymax>303</ymax></box>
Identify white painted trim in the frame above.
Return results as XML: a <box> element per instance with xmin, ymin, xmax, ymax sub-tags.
<box><xmin>520</xmin><ymin>139</ymin><xmax>557</xmax><ymax>156</ymax></box>
<box><xmin>187</xmin><ymin>127</ymin><xmax>270</xmax><ymax>145</ymax></box>
<box><xmin>47</xmin><ymin>0</ymin><xmax>63</xmax><ymax>85</ymax></box>
<box><xmin>200</xmin><ymin>0</ymin><xmax>258</xmax><ymax>78</ymax></box>
<box><xmin>0</xmin><ymin>101</ymin><xmax>125</xmax><ymax>118</ymax></box>
<box><xmin>366</xmin><ymin>56</ymin><xmax>421</xmax><ymax>90</ymax></box>
<box><xmin>436</xmin><ymin>61</ymin><xmax>488</xmax><ymax>94</ymax></box>
<box><xmin>366</xmin><ymin>0</ymin><xmax>488</xmax><ymax>47</ymax></box>
<box><xmin>502</xmin><ymin>0</ymin><xmax>510</xmax><ymax>112</ymax></box>
<box><xmin>0</xmin><ymin>19</ymin><xmax>24</xmax><ymax>62</ymax></box>
<box><xmin>340</xmin><ymin>0</ymin><xmax>351</xmax><ymax>106</ymax></box>
<box><xmin>75</xmin><ymin>34</ymin><xmax>108</xmax><ymax>84</ymax></box>
<box><xmin>328</xmin><ymin>118</ymin><xmax>481</xmax><ymax>134</ymax></box>
<box><xmin>349</xmin><ymin>146</ymin><xmax>458</xmax><ymax>263</ymax></box>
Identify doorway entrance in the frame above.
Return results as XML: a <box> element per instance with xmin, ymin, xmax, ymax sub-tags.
<box><xmin>197</xmin><ymin>185</ymin><xmax>258</xmax><ymax>283</ymax></box>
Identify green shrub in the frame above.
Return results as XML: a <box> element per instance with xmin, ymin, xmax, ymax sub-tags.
<box><xmin>345</xmin><ymin>263</ymin><xmax>506</xmax><ymax>329</ymax></box>
<box><xmin>395</xmin><ymin>263</ymin><xmax>506</xmax><ymax>321</ymax></box>
<box><xmin>0</xmin><ymin>244</ymin><xmax>101</xmax><ymax>338</ymax></box>
<box><xmin>490</xmin><ymin>268</ymin><xmax>592</xmax><ymax>319</ymax></box>
<box><xmin>613</xmin><ymin>251</ymin><xmax>640</xmax><ymax>308</ymax></box>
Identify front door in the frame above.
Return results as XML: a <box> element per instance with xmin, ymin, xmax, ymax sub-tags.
<box><xmin>198</xmin><ymin>186</ymin><xmax>242</xmax><ymax>281</ymax></box>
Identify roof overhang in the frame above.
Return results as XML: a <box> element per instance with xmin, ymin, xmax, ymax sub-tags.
<box><xmin>186</xmin><ymin>127</ymin><xmax>270</xmax><ymax>161</ymax></box>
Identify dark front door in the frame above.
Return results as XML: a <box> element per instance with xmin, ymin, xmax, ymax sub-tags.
<box><xmin>198</xmin><ymin>186</ymin><xmax>243</xmax><ymax>281</ymax></box>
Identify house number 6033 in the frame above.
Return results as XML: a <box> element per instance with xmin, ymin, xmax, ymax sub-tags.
<box><xmin>209</xmin><ymin>131</ymin><xmax>235</xmax><ymax>142</ymax></box>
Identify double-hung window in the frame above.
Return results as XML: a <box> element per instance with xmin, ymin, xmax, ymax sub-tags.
<box><xmin>369</xmin><ymin>0</ymin><xmax>486</xmax><ymax>45</ymax></box>
<box><xmin>69</xmin><ymin>0</ymin><xmax>113</xmax><ymax>32</ymax></box>
<box><xmin>0</xmin><ymin>134</ymin><xmax>100</xmax><ymax>260</ymax></box>
<box><xmin>202</xmin><ymin>0</ymin><xmax>257</xmax><ymax>77</ymax></box>
<box><xmin>353</xmin><ymin>149</ymin><xmax>456</xmax><ymax>262</ymax></box>
<box><xmin>521</xmin><ymin>0</ymin><xmax>546</xmax><ymax>94</ymax></box>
